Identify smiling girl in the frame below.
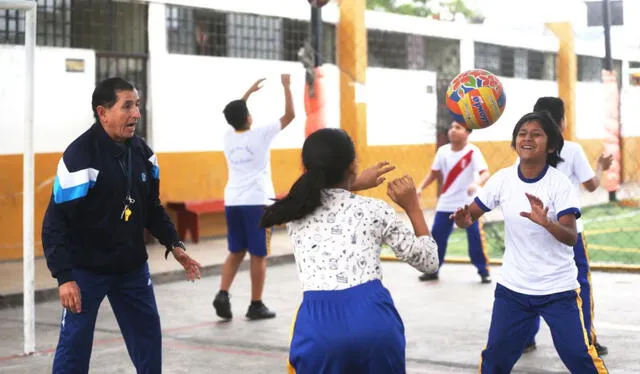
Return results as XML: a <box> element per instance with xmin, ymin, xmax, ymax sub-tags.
<box><xmin>452</xmin><ymin>112</ymin><xmax>608</xmax><ymax>373</ymax></box>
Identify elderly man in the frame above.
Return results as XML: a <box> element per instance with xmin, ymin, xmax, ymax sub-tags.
<box><xmin>42</xmin><ymin>77</ymin><xmax>201</xmax><ymax>373</ymax></box>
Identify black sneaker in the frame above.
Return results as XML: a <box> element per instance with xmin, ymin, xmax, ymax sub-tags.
<box><xmin>523</xmin><ymin>342</ymin><xmax>537</xmax><ymax>353</ymax></box>
<box><xmin>418</xmin><ymin>272</ymin><xmax>439</xmax><ymax>281</ymax></box>
<box><xmin>480</xmin><ymin>274</ymin><xmax>492</xmax><ymax>284</ymax></box>
<box><xmin>594</xmin><ymin>342</ymin><xmax>608</xmax><ymax>356</ymax></box>
<box><xmin>213</xmin><ymin>291</ymin><xmax>232</xmax><ymax>320</ymax></box>
<box><xmin>246</xmin><ymin>301</ymin><xmax>276</xmax><ymax>320</ymax></box>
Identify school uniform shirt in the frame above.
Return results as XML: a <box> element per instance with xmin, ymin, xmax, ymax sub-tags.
<box><xmin>555</xmin><ymin>141</ymin><xmax>595</xmax><ymax>233</ymax></box>
<box><xmin>474</xmin><ymin>165</ymin><xmax>581</xmax><ymax>295</ymax></box>
<box><xmin>287</xmin><ymin>188</ymin><xmax>439</xmax><ymax>291</ymax></box>
<box><xmin>223</xmin><ymin>121</ymin><xmax>280</xmax><ymax>206</ymax></box>
<box><xmin>516</xmin><ymin>141</ymin><xmax>594</xmax><ymax>233</ymax></box>
<box><xmin>431</xmin><ymin>143</ymin><xmax>488</xmax><ymax>212</ymax></box>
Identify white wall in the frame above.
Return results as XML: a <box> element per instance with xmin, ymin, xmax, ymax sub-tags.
<box><xmin>0</xmin><ymin>46</ymin><xmax>95</xmax><ymax>155</ymax></box>
<box><xmin>149</xmin><ymin>55</ymin><xmax>340</xmax><ymax>153</ymax></box>
<box><xmin>366</xmin><ymin>67</ymin><xmax>437</xmax><ymax>145</ymax></box>
<box><xmin>469</xmin><ymin>77</ymin><xmax>557</xmax><ymax>142</ymax></box>
<box><xmin>575</xmin><ymin>81</ymin><xmax>606</xmax><ymax>140</ymax></box>
<box><xmin>149</xmin><ymin>51</ymin><xmax>438</xmax><ymax>151</ymax></box>
<box><xmin>467</xmin><ymin>76</ymin><xmax>635</xmax><ymax>143</ymax></box>
<box><xmin>621</xmin><ymin>86</ymin><xmax>640</xmax><ymax>137</ymax></box>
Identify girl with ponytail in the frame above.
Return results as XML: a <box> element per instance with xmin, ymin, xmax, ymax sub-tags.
<box><xmin>261</xmin><ymin>128</ymin><xmax>439</xmax><ymax>373</ymax></box>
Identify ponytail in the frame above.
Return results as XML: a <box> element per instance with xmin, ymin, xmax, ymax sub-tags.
<box><xmin>260</xmin><ymin>168</ymin><xmax>326</xmax><ymax>228</ymax></box>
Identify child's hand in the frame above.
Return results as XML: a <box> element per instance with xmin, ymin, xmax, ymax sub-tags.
<box><xmin>387</xmin><ymin>175</ymin><xmax>420</xmax><ymax>212</ymax></box>
<box><xmin>249</xmin><ymin>78</ymin><xmax>265</xmax><ymax>93</ymax></box>
<box><xmin>281</xmin><ymin>74</ymin><xmax>291</xmax><ymax>86</ymax></box>
<box><xmin>520</xmin><ymin>193</ymin><xmax>550</xmax><ymax>228</ymax></box>
<box><xmin>597</xmin><ymin>153</ymin><xmax>613</xmax><ymax>171</ymax></box>
<box><xmin>450</xmin><ymin>205</ymin><xmax>473</xmax><ymax>228</ymax></box>
<box><xmin>352</xmin><ymin>161</ymin><xmax>396</xmax><ymax>191</ymax></box>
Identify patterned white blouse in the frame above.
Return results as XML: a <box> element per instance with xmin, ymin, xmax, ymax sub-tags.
<box><xmin>286</xmin><ymin>188</ymin><xmax>439</xmax><ymax>291</ymax></box>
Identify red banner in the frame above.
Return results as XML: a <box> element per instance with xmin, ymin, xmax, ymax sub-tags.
<box><xmin>601</xmin><ymin>69</ymin><xmax>621</xmax><ymax>192</ymax></box>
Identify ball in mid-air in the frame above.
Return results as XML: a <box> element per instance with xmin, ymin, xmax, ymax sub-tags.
<box><xmin>446</xmin><ymin>69</ymin><xmax>506</xmax><ymax>130</ymax></box>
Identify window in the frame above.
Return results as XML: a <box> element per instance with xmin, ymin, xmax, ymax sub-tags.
<box><xmin>368</xmin><ymin>29</ymin><xmax>408</xmax><ymax>69</ymax></box>
<box><xmin>282</xmin><ymin>18</ymin><xmax>308</xmax><ymax>62</ymax></box>
<box><xmin>578</xmin><ymin>55</ymin><xmax>602</xmax><ymax>82</ymax></box>
<box><xmin>514</xmin><ymin>48</ymin><xmax>528</xmax><ymax>78</ymax></box>
<box><xmin>474</xmin><ymin>42</ymin><xmax>500</xmax><ymax>74</ymax></box>
<box><xmin>527</xmin><ymin>50</ymin><xmax>544</xmax><ymax>80</ymax></box>
<box><xmin>38</xmin><ymin>0</ymin><xmax>71</xmax><ymax>47</ymax></box>
<box><xmin>0</xmin><ymin>8</ymin><xmax>24</xmax><ymax>44</ymax></box>
<box><xmin>167</xmin><ymin>6</ymin><xmax>285</xmax><ymax>61</ymax></box>
<box><xmin>227</xmin><ymin>12</ymin><xmax>282</xmax><ymax>60</ymax></box>
<box><xmin>322</xmin><ymin>22</ymin><xmax>336</xmax><ymax>64</ymax></box>
<box><xmin>499</xmin><ymin>46</ymin><xmax>515</xmax><ymax>77</ymax></box>
<box><xmin>1</xmin><ymin>0</ymin><xmax>71</xmax><ymax>46</ymax></box>
<box><xmin>407</xmin><ymin>34</ymin><xmax>426</xmax><ymax>70</ymax></box>
<box><xmin>166</xmin><ymin>5</ymin><xmax>196</xmax><ymax>55</ymax></box>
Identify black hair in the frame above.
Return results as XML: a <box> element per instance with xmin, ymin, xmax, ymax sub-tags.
<box><xmin>92</xmin><ymin>77</ymin><xmax>135</xmax><ymax>123</ymax></box>
<box><xmin>511</xmin><ymin>111</ymin><xmax>564</xmax><ymax>167</ymax></box>
<box><xmin>223</xmin><ymin>99</ymin><xmax>250</xmax><ymax>130</ymax></box>
<box><xmin>451</xmin><ymin>121</ymin><xmax>472</xmax><ymax>133</ymax></box>
<box><xmin>260</xmin><ymin>128</ymin><xmax>356</xmax><ymax>227</ymax></box>
<box><xmin>533</xmin><ymin>97</ymin><xmax>564</xmax><ymax>128</ymax></box>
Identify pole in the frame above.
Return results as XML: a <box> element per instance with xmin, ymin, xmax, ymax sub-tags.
<box><xmin>602</xmin><ymin>0</ymin><xmax>613</xmax><ymax>71</ymax></box>
<box><xmin>23</xmin><ymin>0</ymin><xmax>37</xmax><ymax>355</ymax></box>
<box><xmin>311</xmin><ymin>6</ymin><xmax>323</xmax><ymax>67</ymax></box>
<box><xmin>602</xmin><ymin>0</ymin><xmax>618</xmax><ymax>202</ymax></box>
<box><xmin>304</xmin><ymin>4</ymin><xmax>326</xmax><ymax>137</ymax></box>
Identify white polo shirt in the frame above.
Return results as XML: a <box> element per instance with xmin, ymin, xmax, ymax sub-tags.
<box><xmin>555</xmin><ymin>141</ymin><xmax>595</xmax><ymax>233</ymax></box>
<box><xmin>516</xmin><ymin>141</ymin><xmax>595</xmax><ymax>233</ymax></box>
<box><xmin>474</xmin><ymin>165</ymin><xmax>581</xmax><ymax>295</ymax></box>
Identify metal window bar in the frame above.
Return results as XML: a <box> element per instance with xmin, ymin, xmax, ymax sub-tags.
<box><xmin>578</xmin><ymin>55</ymin><xmax>603</xmax><ymax>82</ymax></box>
<box><xmin>368</xmin><ymin>29</ymin><xmax>408</xmax><ymax>69</ymax></box>
<box><xmin>166</xmin><ymin>5</ymin><xmax>339</xmax><ymax>64</ymax></box>
<box><xmin>0</xmin><ymin>8</ymin><xmax>25</xmax><ymax>44</ymax></box>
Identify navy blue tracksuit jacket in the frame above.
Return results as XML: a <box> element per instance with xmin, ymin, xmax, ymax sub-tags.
<box><xmin>42</xmin><ymin>123</ymin><xmax>179</xmax><ymax>285</ymax></box>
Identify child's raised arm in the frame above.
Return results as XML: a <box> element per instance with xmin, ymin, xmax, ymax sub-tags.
<box><xmin>382</xmin><ymin>176</ymin><xmax>439</xmax><ymax>274</ymax></box>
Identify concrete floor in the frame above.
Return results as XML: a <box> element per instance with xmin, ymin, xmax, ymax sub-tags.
<box><xmin>0</xmin><ymin>260</ymin><xmax>638</xmax><ymax>374</ymax></box>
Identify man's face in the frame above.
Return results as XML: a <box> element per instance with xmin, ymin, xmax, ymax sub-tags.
<box><xmin>97</xmin><ymin>89</ymin><xmax>141</xmax><ymax>142</ymax></box>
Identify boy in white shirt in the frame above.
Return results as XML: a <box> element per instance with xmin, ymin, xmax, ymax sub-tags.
<box><xmin>417</xmin><ymin>121</ymin><xmax>491</xmax><ymax>283</ymax></box>
<box><xmin>213</xmin><ymin>75</ymin><xmax>295</xmax><ymax>320</ymax></box>
<box><xmin>453</xmin><ymin>111</ymin><xmax>607</xmax><ymax>373</ymax></box>
<box><xmin>524</xmin><ymin>97</ymin><xmax>612</xmax><ymax>355</ymax></box>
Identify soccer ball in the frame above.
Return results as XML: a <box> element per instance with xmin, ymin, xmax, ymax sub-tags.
<box><xmin>446</xmin><ymin>69</ymin><xmax>506</xmax><ymax>130</ymax></box>
<box><xmin>308</xmin><ymin>0</ymin><xmax>331</xmax><ymax>8</ymax></box>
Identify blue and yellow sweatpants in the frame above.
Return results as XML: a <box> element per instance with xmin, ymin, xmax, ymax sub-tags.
<box><xmin>527</xmin><ymin>233</ymin><xmax>599</xmax><ymax>346</ymax></box>
<box><xmin>287</xmin><ymin>280</ymin><xmax>406</xmax><ymax>374</ymax></box>
<box><xmin>480</xmin><ymin>283</ymin><xmax>608</xmax><ymax>374</ymax></box>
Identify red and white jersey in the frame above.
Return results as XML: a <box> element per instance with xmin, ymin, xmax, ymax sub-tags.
<box><xmin>431</xmin><ymin>143</ymin><xmax>488</xmax><ymax>212</ymax></box>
